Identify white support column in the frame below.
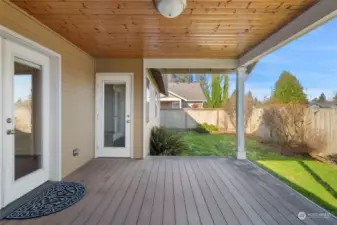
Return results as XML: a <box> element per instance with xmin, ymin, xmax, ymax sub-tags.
<box><xmin>236</xmin><ymin>67</ymin><xmax>247</xmax><ymax>160</ymax></box>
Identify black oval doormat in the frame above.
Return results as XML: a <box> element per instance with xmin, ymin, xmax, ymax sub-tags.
<box><xmin>5</xmin><ymin>181</ymin><xmax>86</xmax><ymax>220</ymax></box>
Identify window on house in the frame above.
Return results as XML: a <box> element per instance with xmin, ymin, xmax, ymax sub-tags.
<box><xmin>155</xmin><ymin>92</ymin><xmax>158</xmax><ymax>118</ymax></box>
<box><xmin>146</xmin><ymin>78</ymin><xmax>150</xmax><ymax>123</ymax></box>
<box><xmin>172</xmin><ymin>102</ymin><xmax>180</xmax><ymax>109</ymax></box>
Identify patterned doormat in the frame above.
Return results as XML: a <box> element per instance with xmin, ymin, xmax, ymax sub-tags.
<box><xmin>5</xmin><ymin>181</ymin><xmax>86</xmax><ymax>220</ymax></box>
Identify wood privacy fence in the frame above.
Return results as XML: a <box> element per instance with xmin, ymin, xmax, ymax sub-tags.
<box><xmin>160</xmin><ymin>108</ymin><xmax>337</xmax><ymax>155</ymax></box>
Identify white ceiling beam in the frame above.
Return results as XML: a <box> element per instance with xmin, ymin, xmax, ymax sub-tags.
<box><xmin>144</xmin><ymin>58</ymin><xmax>238</xmax><ymax>69</ymax></box>
<box><xmin>239</xmin><ymin>0</ymin><xmax>337</xmax><ymax>67</ymax></box>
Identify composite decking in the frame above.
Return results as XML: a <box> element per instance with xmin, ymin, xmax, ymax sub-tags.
<box><xmin>1</xmin><ymin>157</ymin><xmax>336</xmax><ymax>225</ymax></box>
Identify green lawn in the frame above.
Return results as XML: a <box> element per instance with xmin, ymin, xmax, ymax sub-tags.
<box><xmin>180</xmin><ymin>131</ymin><xmax>337</xmax><ymax>216</ymax></box>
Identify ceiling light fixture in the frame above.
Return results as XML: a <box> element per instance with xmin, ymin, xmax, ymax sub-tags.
<box><xmin>154</xmin><ymin>0</ymin><xmax>187</xmax><ymax>18</ymax></box>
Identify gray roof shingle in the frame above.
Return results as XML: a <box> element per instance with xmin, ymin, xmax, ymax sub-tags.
<box><xmin>168</xmin><ymin>82</ymin><xmax>206</xmax><ymax>101</ymax></box>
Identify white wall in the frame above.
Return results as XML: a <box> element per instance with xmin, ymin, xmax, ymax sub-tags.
<box><xmin>143</xmin><ymin>69</ymin><xmax>161</xmax><ymax>157</ymax></box>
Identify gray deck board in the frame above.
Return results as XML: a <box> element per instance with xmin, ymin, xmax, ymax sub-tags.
<box><xmin>71</xmin><ymin>160</ymin><xmax>128</xmax><ymax>225</ymax></box>
<box><xmin>162</xmin><ymin>160</ymin><xmax>175</xmax><ymax>225</ymax></box>
<box><xmin>2</xmin><ymin>157</ymin><xmax>336</xmax><ymax>225</ymax></box>
<box><xmin>124</xmin><ymin>160</ymin><xmax>154</xmax><ymax>225</ymax></box>
<box><xmin>195</xmin><ymin>160</ymin><xmax>240</xmax><ymax>225</ymax></box>
<box><xmin>150</xmin><ymin>159</ymin><xmax>165</xmax><ymax>225</ymax></box>
<box><xmin>136</xmin><ymin>160</ymin><xmax>159</xmax><ymax>225</ymax></box>
<box><xmin>189</xmin><ymin>160</ymin><xmax>227</xmax><ymax>225</ymax></box>
<box><xmin>212</xmin><ymin>160</ymin><xmax>280</xmax><ymax>225</ymax></box>
<box><xmin>200</xmin><ymin>159</ymin><xmax>254</xmax><ymax>225</ymax></box>
<box><xmin>171</xmin><ymin>160</ymin><xmax>188</xmax><ymax>225</ymax></box>
<box><xmin>98</xmin><ymin>160</ymin><xmax>143</xmax><ymax>225</ymax></box>
<box><xmin>184</xmin><ymin>159</ymin><xmax>214</xmax><ymax>225</ymax></box>
<box><xmin>218</xmin><ymin>159</ymin><xmax>303</xmax><ymax>225</ymax></box>
<box><xmin>209</xmin><ymin>159</ymin><xmax>267</xmax><ymax>225</ymax></box>
<box><xmin>177</xmin><ymin>160</ymin><xmax>201</xmax><ymax>225</ymax></box>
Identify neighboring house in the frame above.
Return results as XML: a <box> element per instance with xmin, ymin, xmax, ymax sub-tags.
<box><xmin>309</xmin><ymin>102</ymin><xmax>337</xmax><ymax>109</ymax></box>
<box><xmin>160</xmin><ymin>83</ymin><xmax>206</xmax><ymax>109</ymax></box>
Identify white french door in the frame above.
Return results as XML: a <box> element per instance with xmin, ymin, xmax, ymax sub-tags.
<box><xmin>96</xmin><ymin>73</ymin><xmax>132</xmax><ymax>158</ymax></box>
<box><xmin>2</xmin><ymin>40</ymin><xmax>50</xmax><ymax>206</ymax></box>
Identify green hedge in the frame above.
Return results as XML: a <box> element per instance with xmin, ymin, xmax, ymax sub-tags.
<box><xmin>195</xmin><ymin>123</ymin><xmax>218</xmax><ymax>133</ymax></box>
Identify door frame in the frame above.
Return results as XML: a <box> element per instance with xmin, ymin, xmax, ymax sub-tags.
<box><xmin>95</xmin><ymin>73</ymin><xmax>134</xmax><ymax>158</ymax></box>
<box><xmin>0</xmin><ymin>25</ymin><xmax>62</xmax><ymax>209</ymax></box>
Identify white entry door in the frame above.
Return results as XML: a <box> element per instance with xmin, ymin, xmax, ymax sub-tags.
<box><xmin>2</xmin><ymin>40</ymin><xmax>50</xmax><ymax>206</ymax></box>
<box><xmin>96</xmin><ymin>73</ymin><xmax>132</xmax><ymax>158</ymax></box>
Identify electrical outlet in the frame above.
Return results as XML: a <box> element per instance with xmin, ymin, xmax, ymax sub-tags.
<box><xmin>73</xmin><ymin>148</ymin><xmax>79</xmax><ymax>156</ymax></box>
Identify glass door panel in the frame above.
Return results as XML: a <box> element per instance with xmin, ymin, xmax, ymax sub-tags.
<box><xmin>14</xmin><ymin>58</ymin><xmax>43</xmax><ymax>180</ymax></box>
<box><xmin>104</xmin><ymin>84</ymin><xmax>126</xmax><ymax>148</ymax></box>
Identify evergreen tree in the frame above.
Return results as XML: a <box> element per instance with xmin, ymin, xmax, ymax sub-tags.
<box><xmin>333</xmin><ymin>92</ymin><xmax>337</xmax><ymax>103</ymax></box>
<box><xmin>318</xmin><ymin>93</ymin><xmax>327</xmax><ymax>103</ymax></box>
<box><xmin>254</xmin><ymin>97</ymin><xmax>260</xmax><ymax>105</ymax></box>
<box><xmin>271</xmin><ymin>71</ymin><xmax>307</xmax><ymax>104</ymax></box>
<box><xmin>247</xmin><ymin>91</ymin><xmax>254</xmax><ymax>105</ymax></box>
<box><xmin>223</xmin><ymin>74</ymin><xmax>229</xmax><ymax>104</ymax></box>
<box><xmin>172</xmin><ymin>74</ymin><xmax>189</xmax><ymax>83</ymax></box>
<box><xmin>199</xmin><ymin>74</ymin><xmax>209</xmax><ymax>91</ymax></box>
<box><xmin>247</xmin><ymin>91</ymin><xmax>253</xmax><ymax>99</ymax></box>
<box><xmin>203</xmin><ymin>74</ymin><xmax>230</xmax><ymax>108</ymax></box>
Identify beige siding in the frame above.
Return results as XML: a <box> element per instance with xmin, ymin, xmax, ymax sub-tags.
<box><xmin>0</xmin><ymin>0</ymin><xmax>96</xmax><ymax>177</ymax></box>
<box><xmin>95</xmin><ymin>59</ymin><xmax>144</xmax><ymax>158</ymax></box>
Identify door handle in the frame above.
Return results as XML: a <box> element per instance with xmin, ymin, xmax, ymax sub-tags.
<box><xmin>6</xmin><ymin>130</ymin><xmax>15</xmax><ymax>135</ymax></box>
<box><xmin>126</xmin><ymin>120</ymin><xmax>131</xmax><ymax>123</ymax></box>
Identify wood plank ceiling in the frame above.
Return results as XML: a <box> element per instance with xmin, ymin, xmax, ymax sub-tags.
<box><xmin>11</xmin><ymin>0</ymin><xmax>318</xmax><ymax>58</ymax></box>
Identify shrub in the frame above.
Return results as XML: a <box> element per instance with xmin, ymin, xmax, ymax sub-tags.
<box><xmin>150</xmin><ymin>127</ymin><xmax>186</xmax><ymax>156</ymax></box>
<box><xmin>328</xmin><ymin>154</ymin><xmax>337</xmax><ymax>164</ymax></box>
<box><xmin>261</xmin><ymin>104</ymin><xmax>326</xmax><ymax>155</ymax></box>
<box><xmin>195</xmin><ymin>123</ymin><xmax>217</xmax><ymax>133</ymax></box>
<box><xmin>224</xmin><ymin>90</ymin><xmax>255</xmax><ymax>132</ymax></box>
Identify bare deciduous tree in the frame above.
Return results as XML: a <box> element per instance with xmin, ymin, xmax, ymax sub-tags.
<box><xmin>224</xmin><ymin>91</ymin><xmax>255</xmax><ymax>132</ymax></box>
<box><xmin>262</xmin><ymin>104</ymin><xmax>327</xmax><ymax>155</ymax></box>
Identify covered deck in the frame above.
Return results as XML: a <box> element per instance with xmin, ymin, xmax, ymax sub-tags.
<box><xmin>2</xmin><ymin>157</ymin><xmax>335</xmax><ymax>225</ymax></box>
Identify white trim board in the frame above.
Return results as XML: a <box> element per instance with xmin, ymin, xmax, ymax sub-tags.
<box><xmin>0</xmin><ymin>26</ymin><xmax>62</xmax><ymax>208</ymax></box>
<box><xmin>239</xmin><ymin>0</ymin><xmax>337</xmax><ymax>66</ymax></box>
<box><xmin>144</xmin><ymin>58</ymin><xmax>238</xmax><ymax>69</ymax></box>
<box><xmin>167</xmin><ymin>91</ymin><xmax>205</xmax><ymax>102</ymax></box>
<box><xmin>160</xmin><ymin>98</ymin><xmax>181</xmax><ymax>102</ymax></box>
<box><xmin>0</xmin><ymin>35</ymin><xmax>3</xmax><ymax>209</ymax></box>
<box><xmin>143</xmin><ymin>61</ymin><xmax>147</xmax><ymax>159</ymax></box>
<box><xmin>186</xmin><ymin>100</ymin><xmax>206</xmax><ymax>102</ymax></box>
<box><xmin>168</xmin><ymin>91</ymin><xmax>187</xmax><ymax>101</ymax></box>
<box><xmin>94</xmin><ymin>73</ymin><xmax>134</xmax><ymax>159</ymax></box>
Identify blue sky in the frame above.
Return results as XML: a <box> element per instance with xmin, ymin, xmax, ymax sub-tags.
<box><xmin>15</xmin><ymin>75</ymin><xmax>32</xmax><ymax>101</ymax></box>
<box><xmin>228</xmin><ymin>17</ymin><xmax>337</xmax><ymax>101</ymax></box>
